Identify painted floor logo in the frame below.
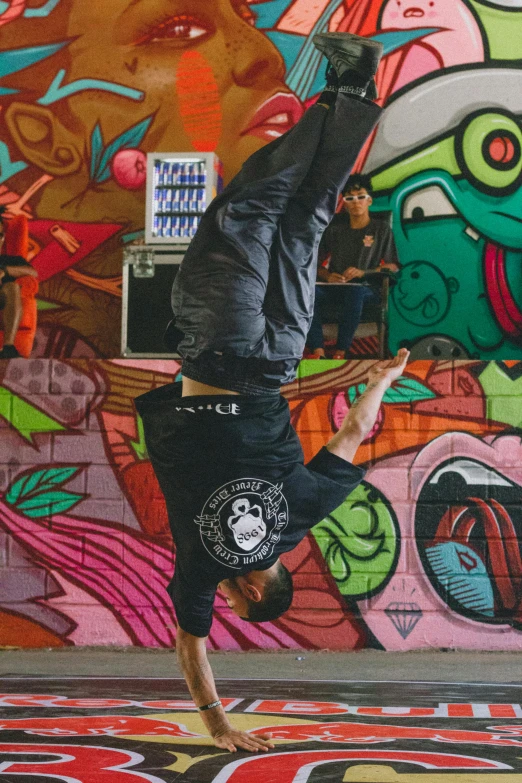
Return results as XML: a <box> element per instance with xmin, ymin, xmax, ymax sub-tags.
<box><xmin>1</xmin><ymin>678</ymin><xmax>522</xmax><ymax>782</ymax></box>
<box><xmin>195</xmin><ymin>479</ymin><xmax>288</xmax><ymax>568</ymax></box>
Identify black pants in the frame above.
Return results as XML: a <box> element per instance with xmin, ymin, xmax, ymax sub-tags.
<box><xmin>170</xmin><ymin>95</ymin><xmax>381</xmax><ymax>393</ymax></box>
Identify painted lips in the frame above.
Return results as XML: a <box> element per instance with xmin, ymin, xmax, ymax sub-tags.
<box><xmin>242</xmin><ymin>92</ymin><xmax>304</xmax><ymax>142</ymax></box>
<box><xmin>404</xmin><ymin>7</ymin><xmax>425</xmax><ymax>17</ymax></box>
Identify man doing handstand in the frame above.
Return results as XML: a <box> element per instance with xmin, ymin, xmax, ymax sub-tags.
<box><xmin>136</xmin><ymin>32</ymin><xmax>409</xmax><ymax>754</ymax></box>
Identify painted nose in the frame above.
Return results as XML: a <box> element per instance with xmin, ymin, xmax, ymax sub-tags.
<box><xmin>404</xmin><ymin>7</ymin><xmax>426</xmax><ymax>17</ymax></box>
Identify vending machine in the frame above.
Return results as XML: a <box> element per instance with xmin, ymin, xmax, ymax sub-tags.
<box><xmin>122</xmin><ymin>152</ymin><xmax>222</xmax><ymax>357</ymax></box>
<box><xmin>145</xmin><ymin>152</ymin><xmax>223</xmax><ymax>245</ymax></box>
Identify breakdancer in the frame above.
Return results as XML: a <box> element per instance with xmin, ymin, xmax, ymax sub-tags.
<box><xmin>136</xmin><ymin>32</ymin><xmax>409</xmax><ymax>753</ymax></box>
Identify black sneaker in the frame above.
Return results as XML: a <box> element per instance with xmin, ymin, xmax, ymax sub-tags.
<box><xmin>0</xmin><ymin>344</ymin><xmax>20</xmax><ymax>359</ymax></box>
<box><xmin>313</xmin><ymin>32</ymin><xmax>383</xmax><ymax>99</ymax></box>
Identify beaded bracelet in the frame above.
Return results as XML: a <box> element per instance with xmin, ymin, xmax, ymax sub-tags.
<box><xmin>198</xmin><ymin>700</ymin><xmax>222</xmax><ymax>712</ymax></box>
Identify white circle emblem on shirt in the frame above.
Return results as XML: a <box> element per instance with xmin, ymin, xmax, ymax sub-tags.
<box><xmin>195</xmin><ymin>478</ymin><xmax>289</xmax><ymax>569</ymax></box>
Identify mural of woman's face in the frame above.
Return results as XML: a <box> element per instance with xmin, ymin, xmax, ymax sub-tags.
<box><xmin>6</xmin><ymin>0</ymin><xmax>300</xmax><ymax>228</ymax></box>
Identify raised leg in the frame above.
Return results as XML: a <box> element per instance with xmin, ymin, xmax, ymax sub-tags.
<box><xmin>261</xmin><ymin>95</ymin><xmax>381</xmax><ymax>362</ymax></box>
<box><xmin>171</xmin><ymin>103</ymin><xmax>330</xmax><ymax>360</ymax></box>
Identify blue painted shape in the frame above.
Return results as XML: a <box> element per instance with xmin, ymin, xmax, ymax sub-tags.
<box><xmin>372</xmin><ymin>28</ymin><xmax>441</xmax><ymax>55</ymax></box>
<box><xmin>0</xmin><ymin>87</ymin><xmax>18</xmax><ymax>96</ymax></box>
<box><xmin>265</xmin><ymin>30</ymin><xmax>305</xmax><ymax>74</ymax></box>
<box><xmin>0</xmin><ymin>41</ymin><xmax>68</xmax><ymax>80</ymax></box>
<box><xmin>38</xmin><ymin>69</ymin><xmax>144</xmax><ymax>106</ymax></box>
<box><xmin>252</xmin><ymin>0</ymin><xmax>292</xmax><ymax>29</ymax></box>
<box><xmin>426</xmin><ymin>542</ymin><xmax>495</xmax><ymax>617</ymax></box>
<box><xmin>0</xmin><ymin>141</ymin><xmax>27</xmax><ymax>185</ymax></box>
<box><xmin>25</xmin><ymin>0</ymin><xmax>61</xmax><ymax>17</ymax></box>
<box><xmin>122</xmin><ymin>230</ymin><xmax>145</xmax><ymax>243</ymax></box>
<box><xmin>90</xmin><ymin>124</ymin><xmax>104</xmax><ymax>182</ymax></box>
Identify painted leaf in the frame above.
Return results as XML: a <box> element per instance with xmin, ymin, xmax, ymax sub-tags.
<box><xmin>7</xmin><ymin>466</ymin><xmax>79</xmax><ymax>505</ymax></box>
<box><xmin>383</xmin><ymin>377</ymin><xmax>437</xmax><ymax>404</ymax></box>
<box><xmin>90</xmin><ymin>123</ymin><xmax>104</xmax><ymax>181</ymax></box>
<box><xmin>95</xmin><ymin>116</ymin><xmax>153</xmax><ymax>183</ymax></box>
<box><xmin>16</xmin><ymin>490</ymin><xmax>85</xmax><ymax>518</ymax></box>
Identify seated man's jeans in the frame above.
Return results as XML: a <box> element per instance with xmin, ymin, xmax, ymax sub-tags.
<box><xmin>307</xmin><ymin>283</ymin><xmax>380</xmax><ymax>353</ymax></box>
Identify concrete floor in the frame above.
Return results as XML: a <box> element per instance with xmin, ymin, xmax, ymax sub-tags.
<box><xmin>1</xmin><ymin>649</ymin><xmax>520</xmax><ymax>683</ymax></box>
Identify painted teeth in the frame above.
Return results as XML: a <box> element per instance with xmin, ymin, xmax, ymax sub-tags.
<box><xmin>465</xmin><ymin>225</ymin><xmax>480</xmax><ymax>241</ymax></box>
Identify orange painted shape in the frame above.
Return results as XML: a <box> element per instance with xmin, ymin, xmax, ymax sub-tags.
<box><xmin>176</xmin><ymin>50</ymin><xmax>222</xmax><ymax>152</ymax></box>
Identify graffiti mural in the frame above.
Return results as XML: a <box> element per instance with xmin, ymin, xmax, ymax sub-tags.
<box><xmin>0</xmin><ymin>357</ymin><xmax>521</xmax><ymax>651</ymax></box>
<box><xmin>0</xmin><ymin>1</ymin><xmax>517</xmax><ymax>356</ymax></box>
<box><xmin>1</xmin><ymin>678</ymin><xmax>522</xmax><ymax>781</ymax></box>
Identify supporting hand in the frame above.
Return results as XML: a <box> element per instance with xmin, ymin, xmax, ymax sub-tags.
<box><xmin>213</xmin><ymin>728</ymin><xmax>274</xmax><ymax>753</ymax></box>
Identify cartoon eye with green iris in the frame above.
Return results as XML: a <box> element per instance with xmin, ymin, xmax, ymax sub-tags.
<box><xmin>456</xmin><ymin>110</ymin><xmax>522</xmax><ymax>195</ymax></box>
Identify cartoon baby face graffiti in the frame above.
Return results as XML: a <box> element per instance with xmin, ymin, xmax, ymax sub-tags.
<box><xmin>379</xmin><ymin>0</ymin><xmax>484</xmax><ymax>74</ymax></box>
<box><xmin>366</xmin><ymin>66</ymin><xmax>522</xmax><ymax>359</ymax></box>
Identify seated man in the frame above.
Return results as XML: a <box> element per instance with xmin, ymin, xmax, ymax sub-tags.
<box><xmin>136</xmin><ymin>32</ymin><xmax>410</xmax><ymax>753</ymax></box>
<box><xmin>307</xmin><ymin>174</ymin><xmax>399</xmax><ymax>359</ymax></box>
<box><xmin>0</xmin><ymin>212</ymin><xmax>38</xmax><ymax>359</ymax></box>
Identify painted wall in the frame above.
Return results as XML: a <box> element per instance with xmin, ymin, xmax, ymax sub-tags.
<box><xmin>1</xmin><ymin>356</ymin><xmax>522</xmax><ymax>651</ymax></box>
<box><xmin>0</xmin><ymin>1</ymin><xmax>519</xmax><ymax>358</ymax></box>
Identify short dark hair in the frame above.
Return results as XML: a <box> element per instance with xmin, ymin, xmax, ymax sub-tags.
<box><xmin>241</xmin><ymin>563</ymin><xmax>293</xmax><ymax>623</ymax></box>
<box><xmin>344</xmin><ymin>174</ymin><xmax>373</xmax><ymax>197</ymax></box>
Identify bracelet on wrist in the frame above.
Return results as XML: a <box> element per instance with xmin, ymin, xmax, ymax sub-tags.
<box><xmin>198</xmin><ymin>700</ymin><xmax>222</xmax><ymax>712</ymax></box>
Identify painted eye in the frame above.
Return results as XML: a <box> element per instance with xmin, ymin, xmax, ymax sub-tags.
<box><xmin>402</xmin><ymin>185</ymin><xmax>457</xmax><ymax>222</ymax></box>
<box><xmin>135</xmin><ymin>15</ymin><xmax>211</xmax><ymax>45</ymax></box>
<box><xmin>430</xmin><ymin>459</ymin><xmax>514</xmax><ymax>488</ymax></box>
<box><xmin>457</xmin><ymin>111</ymin><xmax>522</xmax><ymax>195</ymax></box>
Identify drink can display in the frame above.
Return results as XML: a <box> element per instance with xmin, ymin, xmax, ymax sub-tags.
<box><xmin>189</xmin><ymin>189</ymin><xmax>199</xmax><ymax>212</ymax></box>
<box><xmin>172</xmin><ymin>217</ymin><xmax>181</xmax><ymax>237</ymax></box>
<box><xmin>153</xmin><ymin>188</ymin><xmax>161</xmax><ymax>212</ymax></box>
<box><xmin>197</xmin><ymin>188</ymin><xmax>206</xmax><ymax>212</ymax></box>
<box><xmin>180</xmin><ymin>216</ymin><xmax>189</xmax><ymax>237</ymax></box>
<box><xmin>179</xmin><ymin>188</ymin><xmax>189</xmax><ymax>211</ymax></box>
<box><xmin>189</xmin><ymin>216</ymin><xmax>199</xmax><ymax>237</ymax></box>
<box><xmin>166</xmin><ymin>163</ymin><xmax>173</xmax><ymax>186</ymax></box>
<box><xmin>188</xmin><ymin>163</ymin><xmax>198</xmax><ymax>185</ymax></box>
<box><xmin>197</xmin><ymin>162</ymin><xmax>207</xmax><ymax>185</ymax></box>
<box><xmin>179</xmin><ymin>163</ymin><xmax>190</xmax><ymax>185</ymax></box>
<box><xmin>161</xmin><ymin>162</ymin><xmax>170</xmax><ymax>186</ymax></box>
<box><xmin>163</xmin><ymin>188</ymin><xmax>172</xmax><ymax>212</ymax></box>
<box><xmin>171</xmin><ymin>162</ymin><xmax>181</xmax><ymax>186</ymax></box>
<box><xmin>163</xmin><ymin>216</ymin><xmax>172</xmax><ymax>237</ymax></box>
<box><xmin>171</xmin><ymin>188</ymin><xmax>180</xmax><ymax>211</ymax></box>
<box><xmin>153</xmin><ymin>215</ymin><xmax>161</xmax><ymax>237</ymax></box>
<box><xmin>154</xmin><ymin>160</ymin><xmax>162</xmax><ymax>185</ymax></box>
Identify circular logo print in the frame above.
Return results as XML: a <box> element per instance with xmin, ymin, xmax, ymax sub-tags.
<box><xmin>195</xmin><ymin>478</ymin><xmax>289</xmax><ymax>569</ymax></box>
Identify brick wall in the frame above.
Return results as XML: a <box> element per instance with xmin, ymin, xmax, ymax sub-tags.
<box><xmin>0</xmin><ymin>357</ymin><xmax>521</xmax><ymax>650</ymax></box>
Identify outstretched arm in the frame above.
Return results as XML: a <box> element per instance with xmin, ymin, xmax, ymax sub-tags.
<box><xmin>326</xmin><ymin>348</ymin><xmax>410</xmax><ymax>463</ymax></box>
<box><xmin>176</xmin><ymin>629</ymin><xmax>274</xmax><ymax>753</ymax></box>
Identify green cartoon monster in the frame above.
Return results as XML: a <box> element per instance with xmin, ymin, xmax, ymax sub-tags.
<box><xmin>366</xmin><ymin>66</ymin><xmax>522</xmax><ymax>359</ymax></box>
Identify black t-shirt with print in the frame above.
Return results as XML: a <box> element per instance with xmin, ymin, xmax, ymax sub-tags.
<box><xmin>0</xmin><ymin>254</ymin><xmax>33</xmax><ymax>284</ymax></box>
<box><xmin>320</xmin><ymin>214</ymin><xmax>398</xmax><ymax>278</ymax></box>
<box><xmin>135</xmin><ymin>382</ymin><xmax>365</xmax><ymax>637</ymax></box>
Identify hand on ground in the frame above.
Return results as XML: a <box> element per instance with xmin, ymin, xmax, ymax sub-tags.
<box><xmin>213</xmin><ymin>729</ymin><xmax>274</xmax><ymax>753</ymax></box>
